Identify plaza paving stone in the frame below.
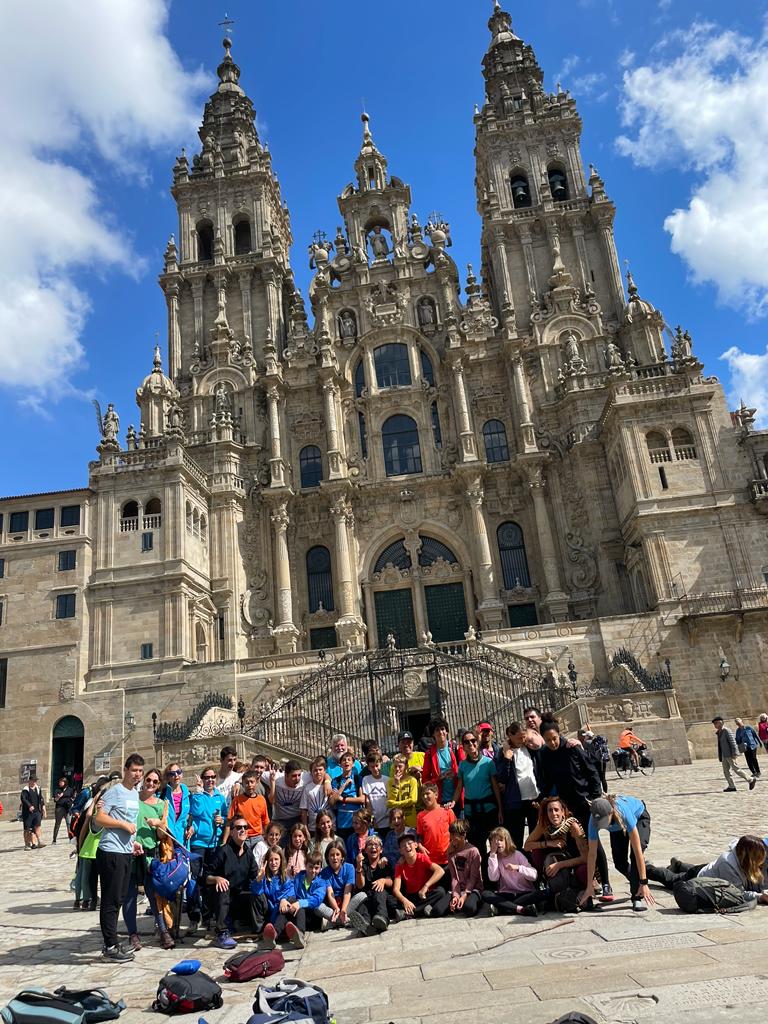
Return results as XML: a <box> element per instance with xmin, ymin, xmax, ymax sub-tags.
<box><xmin>0</xmin><ymin>758</ymin><xmax>766</xmax><ymax>1023</ymax></box>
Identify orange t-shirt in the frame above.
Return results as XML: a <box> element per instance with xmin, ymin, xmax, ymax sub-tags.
<box><xmin>618</xmin><ymin>731</ymin><xmax>642</xmax><ymax>749</ymax></box>
<box><xmin>228</xmin><ymin>793</ymin><xmax>269</xmax><ymax>838</ymax></box>
<box><xmin>417</xmin><ymin>806</ymin><xmax>456</xmax><ymax>865</ymax></box>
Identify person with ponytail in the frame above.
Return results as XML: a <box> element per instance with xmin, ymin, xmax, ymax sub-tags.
<box><xmin>579</xmin><ymin>794</ymin><xmax>655</xmax><ymax>912</ymax></box>
<box><xmin>646</xmin><ymin>835</ymin><xmax>768</xmax><ymax>900</ymax></box>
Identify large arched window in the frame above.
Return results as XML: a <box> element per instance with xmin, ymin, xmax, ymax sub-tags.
<box><xmin>510</xmin><ymin>173</ymin><xmax>532</xmax><ymax>209</ymax></box>
<box><xmin>299</xmin><ymin>445</ymin><xmax>323</xmax><ymax>488</ymax></box>
<box><xmin>548</xmin><ymin>166</ymin><xmax>569</xmax><ymax>202</ymax></box>
<box><xmin>483</xmin><ymin>420</ymin><xmax>510</xmax><ymax>463</ymax></box>
<box><xmin>497</xmin><ymin>521</ymin><xmax>531</xmax><ymax>588</ymax></box>
<box><xmin>420</xmin><ymin>350</ymin><xmax>435</xmax><ymax>387</ymax></box>
<box><xmin>354</xmin><ymin>360</ymin><xmax>366</xmax><ymax>398</ymax></box>
<box><xmin>233</xmin><ymin>217</ymin><xmax>252</xmax><ymax>255</ymax></box>
<box><xmin>419</xmin><ymin>536</ymin><xmax>459</xmax><ymax>567</ymax></box>
<box><xmin>382</xmin><ymin>415</ymin><xmax>422</xmax><ymax>477</ymax></box>
<box><xmin>646</xmin><ymin>431</ymin><xmax>670</xmax><ymax>463</ymax></box>
<box><xmin>196</xmin><ymin>220</ymin><xmax>214</xmax><ymax>261</ymax></box>
<box><xmin>374</xmin><ymin>539</ymin><xmax>412</xmax><ymax>572</ymax></box>
<box><xmin>306</xmin><ymin>546</ymin><xmax>334</xmax><ymax>612</ymax></box>
<box><xmin>374</xmin><ymin>344</ymin><xmax>412</xmax><ymax>388</ymax></box>
<box><xmin>671</xmin><ymin>427</ymin><xmax>697</xmax><ymax>460</ymax></box>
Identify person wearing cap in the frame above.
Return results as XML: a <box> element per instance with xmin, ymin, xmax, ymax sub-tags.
<box><xmin>712</xmin><ymin>715</ymin><xmax>757</xmax><ymax>792</ymax></box>
<box><xmin>477</xmin><ymin>722</ymin><xmax>500</xmax><ymax>760</ymax></box>
<box><xmin>389</xmin><ymin>731</ymin><xmax>424</xmax><ymax>781</ymax></box>
<box><xmin>579</xmin><ymin>795</ymin><xmax>655</xmax><ymax>912</ymax></box>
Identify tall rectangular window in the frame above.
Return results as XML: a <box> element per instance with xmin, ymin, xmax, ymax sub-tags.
<box><xmin>0</xmin><ymin>600</ymin><xmax>4</xmax><ymax>627</ymax></box>
<box><xmin>140</xmin><ymin>643</ymin><xmax>153</xmax><ymax>660</ymax></box>
<box><xmin>9</xmin><ymin>511</ymin><xmax>28</xmax><ymax>534</ymax></box>
<box><xmin>0</xmin><ymin>513</ymin><xmax>3</xmax><ymax>534</ymax></box>
<box><xmin>0</xmin><ymin>558</ymin><xmax>4</xmax><ymax>579</ymax></box>
<box><xmin>60</xmin><ymin>505</ymin><xmax>81</xmax><ymax>527</ymax></box>
<box><xmin>58</xmin><ymin>550</ymin><xmax>76</xmax><ymax>571</ymax></box>
<box><xmin>141</xmin><ymin>532</ymin><xmax>154</xmax><ymax>552</ymax></box>
<box><xmin>35</xmin><ymin>508</ymin><xmax>55</xmax><ymax>530</ymax></box>
<box><xmin>0</xmin><ymin>658</ymin><xmax>6</xmax><ymax>708</ymax></box>
<box><xmin>55</xmin><ymin>593</ymin><xmax>76</xmax><ymax>619</ymax></box>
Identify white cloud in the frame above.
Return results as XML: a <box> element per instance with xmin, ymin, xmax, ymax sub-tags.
<box><xmin>616</xmin><ymin>20</ymin><xmax>768</xmax><ymax>318</ymax></box>
<box><xmin>720</xmin><ymin>345</ymin><xmax>768</xmax><ymax>427</ymax></box>
<box><xmin>0</xmin><ymin>0</ymin><xmax>209</xmax><ymax>399</ymax></box>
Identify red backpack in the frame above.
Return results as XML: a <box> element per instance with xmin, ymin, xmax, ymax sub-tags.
<box><xmin>223</xmin><ymin>949</ymin><xmax>285</xmax><ymax>983</ymax></box>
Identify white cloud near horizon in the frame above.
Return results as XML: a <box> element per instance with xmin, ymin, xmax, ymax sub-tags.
<box><xmin>720</xmin><ymin>345</ymin><xmax>768</xmax><ymax>427</ymax></box>
<box><xmin>0</xmin><ymin>0</ymin><xmax>209</xmax><ymax>400</ymax></box>
<box><xmin>617</xmin><ymin>20</ymin><xmax>768</xmax><ymax>319</ymax></box>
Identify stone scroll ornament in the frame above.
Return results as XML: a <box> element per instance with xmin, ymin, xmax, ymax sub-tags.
<box><xmin>565</xmin><ymin>530</ymin><xmax>599</xmax><ymax>590</ymax></box>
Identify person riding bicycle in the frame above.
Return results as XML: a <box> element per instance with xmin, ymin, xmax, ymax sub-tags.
<box><xmin>618</xmin><ymin>726</ymin><xmax>646</xmax><ymax>772</ymax></box>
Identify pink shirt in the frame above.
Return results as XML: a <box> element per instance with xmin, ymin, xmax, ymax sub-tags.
<box><xmin>487</xmin><ymin>850</ymin><xmax>538</xmax><ymax>895</ymax></box>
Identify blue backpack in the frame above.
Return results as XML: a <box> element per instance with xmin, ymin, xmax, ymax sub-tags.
<box><xmin>150</xmin><ymin>846</ymin><xmax>194</xmax><ymax>900</ymax></box>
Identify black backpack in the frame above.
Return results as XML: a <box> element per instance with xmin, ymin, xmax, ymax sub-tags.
<box><xmin>673</xmin><ymin>876</ymin><xmax>757</xmax><ymax>914</ymax></box>
<box><xmin>152</xmin><ymin>972</ymin><xmax>223</xmax><ymax>1015</ymax></box>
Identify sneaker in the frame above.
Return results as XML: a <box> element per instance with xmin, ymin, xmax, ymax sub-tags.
<box><xmin>73</xmin><ymin>899</ymin><xmax>81</xmax><ymax>910</ymax></box>
<box><xmin>102</xmin><ymin>945</ymin><xmax>134</xmax><ymax>963</ymax></box>
<box><xmin>262</xmin><ymin>923</ymin><xmax>277</xmax><ymax>949</ymax></box>
<box><xmin>723</xmin><ymin>787</ymin><xmax>737</xmax><ymax>792</ymax></box>
<box><xmin>319</xmin><ymin>917</ymin><xmax>330</xmax><ymax>932</ymax></box>
<box><xmin>285</xmin><ymin>921</ymin><xmax>305</xmax><ymax>949</ymax></box>
<box><xmin>519</xmin><ymin>905</ymin><xmax>538</xmax><ymax>917</ymax></box>
<box><xmin>394</xmin><ymin>909</ymin><xmax>406</xmax><ymax>923</ymax></box>
<box><xmin>36</xmin><ymin>842</ymin><xmax>47</xmax><ymax>849</ymax></box>
<box><xmin>599</xmin><ymin>883</ymin><xmax>615</xmax><ymax>903</ymax></box>
<box><xmin>347</xmin><ymin>909</ymin><xmax>371</xmax><ymax>935</ymax></box>
<box><xmin>422</xmin><ymin>904</ymin><xmax>433</xmax><ymax>917</ymax></box>
<box><xmin>372</xmin><ymin>914</ymin><xmax>389</xmax><ymax>932</ymax></box>
<box><xmin>749</xmin><ymin>777</ymin><xmax>757</xmax><ymax>790</ymax></box>
<box><xmin>632</xmin><ymin>898</ymin><xmax>648</xmax><ymax>912</ymax></box>
<box><xmin>669</xmin><ymin>857</ymin><xmax>683</xmax><ymax>873</ymax></box>
<box><xmin>489</xmin><ymin>904</ymin><xmax>498</xmax><ymax>917</ymax></box>
<box><xmin>128</xmin><ymin>933</ymin><xmax>142</xmax><ymax>952</ymax></box>
<box><xmin>214</xmin><ymin>931</ymin><xmax>237</xmax><ymax>950</ymax></box>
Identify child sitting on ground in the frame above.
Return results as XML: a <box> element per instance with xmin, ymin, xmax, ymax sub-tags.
<box><xmin>251</xmin><ymin>847</ymin><xmax>293</xmax><ymax>947</ymax></box>
<box><xmin>446</xmin><ymin>819</ymin><xmax>483</xmax><ymax>916</ymax></box>
<box><xmin>392</xmin><ymin>833</ymin><xmax>450</xmax><ymax>918</ymax></box>
<box><xmin>483</xmin><ymin>826</ymin><xmax>550</xmax><ymax>916</ymax></box>
<box><xmin>347</xmin><ymin>833</ymin><xmax>397</xmax><ymax>936</ymax></box>
<box><xmin>319</xmin><ymin>839</ymin><xmax>355</xmax><ymax>928</ymax></box>
<box><xmin>417</xmin><ymin>783</ymin><xmax>456</xmax><ymax>868</ymax></box>
<box><xmin>345</xmin><ymin>809</ymin><xmax>375</xmax><ymax>864</ymax></box>
<box><xmin>277</xmin><ymin>850</ymin><xmax>326</xmax><ymax>945</ymax></box>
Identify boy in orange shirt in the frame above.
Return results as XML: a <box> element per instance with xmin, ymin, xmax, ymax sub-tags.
<box><xmin>417</xmin><ymin>783</ymin><xmax>456</xmax><ymax>867</ymax></box>
<box><xmin>223</xmin><ymin>769</ymin><xmax>269</xmax><ymax>850</ymax></box>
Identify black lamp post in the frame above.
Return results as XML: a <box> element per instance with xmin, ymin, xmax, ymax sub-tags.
<box><xmin>318</xmin><ymin>649</ymin><xmax>326</xmax><ymax>663</ymax></box>
<box><xmin>151</xmin><ymin>711</ymin><xmax>157</xmax><ymax>740</ymax></box>
<box><xmin>664</xmin><ymin>657</ymin><xmax>672</xmax><ymax>679</ymax></box>
<box><xmin>237</xmin><ymin>698</ymin><xmax>246</xmax><ymax>732</ymax></box>
<box><xmin>567</xmin><ymin>657</ymin><xmax>578</xmax><ymax>698</ymax></box>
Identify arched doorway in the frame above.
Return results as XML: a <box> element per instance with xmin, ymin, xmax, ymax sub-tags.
<box><xmin>51</xmin><ymin>715</ymin><xmax>84</xmax><ymax>791</ymax></box>
<box><xmin>367</xmin><ymin>534</ymin><xmax>470</xmax><ymax>647</ymax></box>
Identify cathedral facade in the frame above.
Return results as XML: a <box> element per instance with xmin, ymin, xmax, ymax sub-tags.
<box><xmin>2</xmin><ymin>6</ymin><xmax>768</xmax><ymax>801</ymax></box>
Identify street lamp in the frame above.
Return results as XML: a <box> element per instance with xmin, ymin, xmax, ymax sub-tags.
<box><xmin>151</xmin><ymin>711</ymin><xmax>157</xmax><ymax>740</ymax></box>
<box><xmin>567</xmin><ymin>657</ymin><xmax>578</xmax><ymax>698</ymax></box>
<box><xmin>124</xmin><ymin>711</ymin><xmax>136</xmax><ymax>731</ymax></box>
<box><xmin>237</xmin><ymin>698</ymin><xmax>246</xmax><ymax>732</ymax></box>
<box><xmin>719</xmin><ymin>656</ymin><xmax>731</xmax><ymax>682</ymax></box>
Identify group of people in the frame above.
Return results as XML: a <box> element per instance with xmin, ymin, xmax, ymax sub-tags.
<box><xmin>48</xmin><ymin>707</ymin><xmax>768</xmax><ymax>965</ymax></box>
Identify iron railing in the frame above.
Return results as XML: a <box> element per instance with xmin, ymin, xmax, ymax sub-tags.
<box><xmin>680</xmin><ymin>587</ymin><xmax>768</xmax><ymax>617</ymax></box>
<box><xmin>611</xmin><ymin>647</ymin><xmax>671</xmax><ymax>691</ymax></box>
<box><xmin>155</xmin><ymin>691</ymin><xmax>234</xmax><ymax>743</ymax></box>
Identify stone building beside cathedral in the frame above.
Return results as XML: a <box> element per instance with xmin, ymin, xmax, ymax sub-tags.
<box><xmin>2</xmin><ymin>5</ymin><xmax>768</xmax><ymax>801</ymax></box>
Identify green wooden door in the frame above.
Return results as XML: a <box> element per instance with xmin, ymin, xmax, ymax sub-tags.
<box><xmin>374</xmin><ymin>589</ymin><xmax>417</xmax><ymax>648</ymax></box>
<box><xmin>425</xmin><ymin>582</ymin><xmax>468</xmax><ymax>643</ymax></box>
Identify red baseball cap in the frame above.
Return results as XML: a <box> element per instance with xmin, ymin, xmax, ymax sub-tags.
<box><xmin>478</xmin><ymin>722</ymin><xmax>493</xmax><ymax>731</ymax></box>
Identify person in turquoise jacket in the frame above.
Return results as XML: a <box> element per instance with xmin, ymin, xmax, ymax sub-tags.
<box><xmin>160</xmin><ymin>762</ymin><xmax>190</xmax><ymax>844</ymax></box>
<box><xmin>251</xmin><ymin>848</ymin><xmax>294</xmax><ymax>947</ymax></box>
<box><xmin>186</xmin><ymin>768</ymin><xmax>228</xmax><ymax>931</ymax></box>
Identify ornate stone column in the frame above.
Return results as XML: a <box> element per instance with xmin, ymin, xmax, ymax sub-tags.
<box><xmin>238</xmin><ymin>269</ymin><xmax>253</xmax><ymax>347</ymax></box>
<box><xmin>191</xmin><ymin>278</ymin><xmax>204</xmax><ymax>358</ymax></box>
<box><xmin>330</xmin><ymin>496</ymin><xmax>366</xmax><ymax>648</ymax></box>
<box><xmin>450</xmin><ymin>357</ymin><xmax>478</xmax><ymax>461</ymax></box>
<box><xmin>596</xmin><ymin>212</ymin><xmax>626</xmax><ymax>316</ymax></box>
<box><xmin>512</xmin><ymin>355</ymin><xmax>538</xmax><ymax>453</ymax></box>
<box><xmin>322</xmin><ymin>380</ymin><xmax>345</xmax><ymax>480</ymax></box>
<box><xmin>165</xmin><ymin>282</ymin><xmax>181</xmax><ymax>377</ymax></box>
<box><xmin>525</xmin><ymin>464</ymin><xmax>569</xmax><ymax>621</ymax></box>
<box><xmin>269</xmin><ymin>501</ymin><xmax>299</xmax><ymax>652</ymax></box>
<box><xmin>465</xmin><ymin>480</ymin><xmax>504</xmax><ymax>630</ymax></box>
<box><xmin>491</xmin><ymin>228</ymin><xmax>514</xmax><ymax>308</ymax></box>
<box><xmin>266</xmin><ymin>385</ymin><xmax>286</xmax><ymax>487</ymax></box>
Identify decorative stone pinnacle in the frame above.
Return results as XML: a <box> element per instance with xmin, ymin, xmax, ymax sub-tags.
<box><xmin>153</xmin><ymin>344</ymin><xmax>162</xmax><ymax>372</ymax></box>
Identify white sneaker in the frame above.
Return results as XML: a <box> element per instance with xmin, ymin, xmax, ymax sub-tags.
<box><xmin>632</xmin><ymin>898</ymin><xmax>648</xmax><ymax>912</ymax></box>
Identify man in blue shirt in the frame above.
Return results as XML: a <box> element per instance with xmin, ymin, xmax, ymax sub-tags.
<box><xmin>93</xmin><ymin>753</ymin><xmax>145</xmax><ymax>962</ymax></box>
<box><xmin>186</xmin><ymin>767</ymin><xmax>228</xmax><ymax>933</ymax></box>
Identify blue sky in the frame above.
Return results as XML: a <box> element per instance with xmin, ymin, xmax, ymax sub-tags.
<box><xmin>1</xmin><ymin>0</ymin><xmax>767</xmax><ymax>496</ymax></box>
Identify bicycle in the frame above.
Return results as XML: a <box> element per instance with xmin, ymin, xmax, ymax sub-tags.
<box><xmin>612</xmin><ymin>743</ymin><xmax>655</xmax><ymax>779</ymax></box>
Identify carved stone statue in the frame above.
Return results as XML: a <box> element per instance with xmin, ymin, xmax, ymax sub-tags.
<box><xmin>214</xmin><ymin>382</ymin><xmax>231</xmax><ymax>418</ymax></box>
<box><xmin>308</xmin><ymin>239</ymin><xmax>332</xmax><ymax>270</ymax></box>
<box><xmin>101</xmin><ymin>403</ymin><xmax>119</xmax><ymax>443</ymax></box>
<box><xmin>369</xmin><ymin>226</ymin><xmax>389</xmax><ymax>259</ymax></box>
<box><xmin>417</xmin><ymin>298</ymin><xmax>436</xmax><ymax>327</ymax></box>
<box><xmin>338</xmin><ymin>310</ymin><xmax>357</xmax><ymax>341</ymax></box>
<box><xmin>563</xmin><ymin>330</ymin><xmax>586</xmax><ymax>375</ymax></box>
<box><xmin>604</xmin><ymin>341</ymin><xmax>625</xmax><ymax>371</ymax></box>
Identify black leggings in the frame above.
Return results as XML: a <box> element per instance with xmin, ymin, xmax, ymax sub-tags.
<box><xmin>573</xmin><ymin>804</ymin><xmax>610</xmax><ymax>886</ymax></box>
<box><xmin>646</xmin><ymin>861</ymin><xmax>704</xmax><ymax>890</ymax></box>
<box><xmin>608</xmin><ymin>809</ymin><xmax>651</xmax><ymax>897</ymax></box>
<box><xmin>481</xmin><ymin>888</ymin><xmax>551</xmax><ymax>913</ymax></box>
<box><xmin>448</xmin><ymin>891</ymin><xmax>481</xmax><ymax>916</ymax></box>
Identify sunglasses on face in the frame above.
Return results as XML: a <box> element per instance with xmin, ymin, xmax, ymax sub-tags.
<box><xmin>202</xmin><ymin>775</ymin><xmax>216</xmax><ymax>781</ymax></box>
<box><xmin>167</xmin><ymin>770</ymin><xmax>183</xmax><ymax>776</ymax></box>
<box><xmin>233</xmin><ymin>825</ymin><xmax>249</xmax><ymax>832</ymax></box>
<box><xmin>463</xmin><ymin>738</ymin><xmax>478</xmax><ymax>745</ymax></box>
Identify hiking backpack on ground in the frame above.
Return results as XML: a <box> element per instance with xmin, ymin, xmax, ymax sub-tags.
<box><xmin>52</xmin><ymin>989</ymin><xmax>125</xmax><ymax>1023</ymax></box>
<box><xmin>1</xmin><ymin>987</ymin><xmax>125</xmax><ymax>1024</ymax></box>
<box><xmin>152</xmin><ymin>972</ymin><xmax>223</xmax><ymax>1015</ymax></box>
<box><xmin>673</xmin><ymin>876</ymin><xmax>757</xmax><ymax>914</ymax></box>
<box><xmin>247</xmin><ymin>979</ymin><xmax>330</xmax><ymax>1024</ymax></box>
<box><xmin>223</xmin><ymin>949</ymin><xmax>285</xmax><ymax>983</ymax></box>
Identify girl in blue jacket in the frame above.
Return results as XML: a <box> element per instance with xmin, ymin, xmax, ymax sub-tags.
<box><xmin>251</xmin><ymin>848</ymin><xmax>292</xmax><ymax>947</ymax></box>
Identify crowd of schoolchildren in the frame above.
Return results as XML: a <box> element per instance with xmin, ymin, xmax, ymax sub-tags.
<box><xmin>62</xmin><ymin>709</ymin><xmax>768</xmax><ymax>963</ymax></box>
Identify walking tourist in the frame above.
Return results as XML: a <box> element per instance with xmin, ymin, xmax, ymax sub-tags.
<box><xmin>20</xmin><ymin>776</ymin><xmax>46</xmax><ymax>850</ymax></box>
<box><xmin>51</xmin><ymin>776</ymin><xmax>74</xmax><ymax>844</ymax></box>
<box><xmin>758</xmin><ymin>713</ymin><xmax>768</xmax><ymax>752</ymax></box>
<box><xmin>734</xmin><ymin>718</ymin><xmax>762</xmax><ymax>778</ymax></box>
<box><xmin>712</xmin><ymin>715</ymin><xmax>757</xmax><ymax>791</ymax></box>
<box><xmin>578</xmin><ymin>727</ymin><xmax>610</xmax><ymax>793</ymax></box>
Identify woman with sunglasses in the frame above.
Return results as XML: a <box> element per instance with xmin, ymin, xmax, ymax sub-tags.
<box><xmin>160</xmin><ymin>763</ymin><xmax>190</xmax><ymax>845</ymax></box>
<box><xmin>187</xmin><ymin>767</ymin><xmax>228</xmax><ymax>935</ymax></box>
<box><xmin>134</xmin><ymin>770</ymin><xmax>174</xmax><ymax>948</ymax></box>
<box><xmin>453</xmin><ymin>729</ymin><xmax>503</xmax><ymax>883</ymax></box>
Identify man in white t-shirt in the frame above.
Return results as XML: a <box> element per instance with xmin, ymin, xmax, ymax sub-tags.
<box><xmin>299</xmin><ymin>756</ymin><xmax>332</xmax><ymax>831</ymax></box>
<box><xmin>360</xmin><ymin>753</ymin><xmax>389</xmax><ymax>830</ymax></box>
<box><xmin>265</xmin><ymin>760</ymin><xmax>310</xmax><ymax>829</ymax></box>
<box><xmin>215</xmin><ymin>745</ymin><xmax>242</xmax><ymax>806</ymax></box>
<box><xmin>93</xmin><ymin>753</ymin><xmax>144</xmax><ymax>962</ymax></box>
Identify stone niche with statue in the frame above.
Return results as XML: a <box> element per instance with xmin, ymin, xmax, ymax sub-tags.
<box><xmin>558</xmin><ymin>687</ymin><xmax>691</xmax><ymax>766</ymax></box>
